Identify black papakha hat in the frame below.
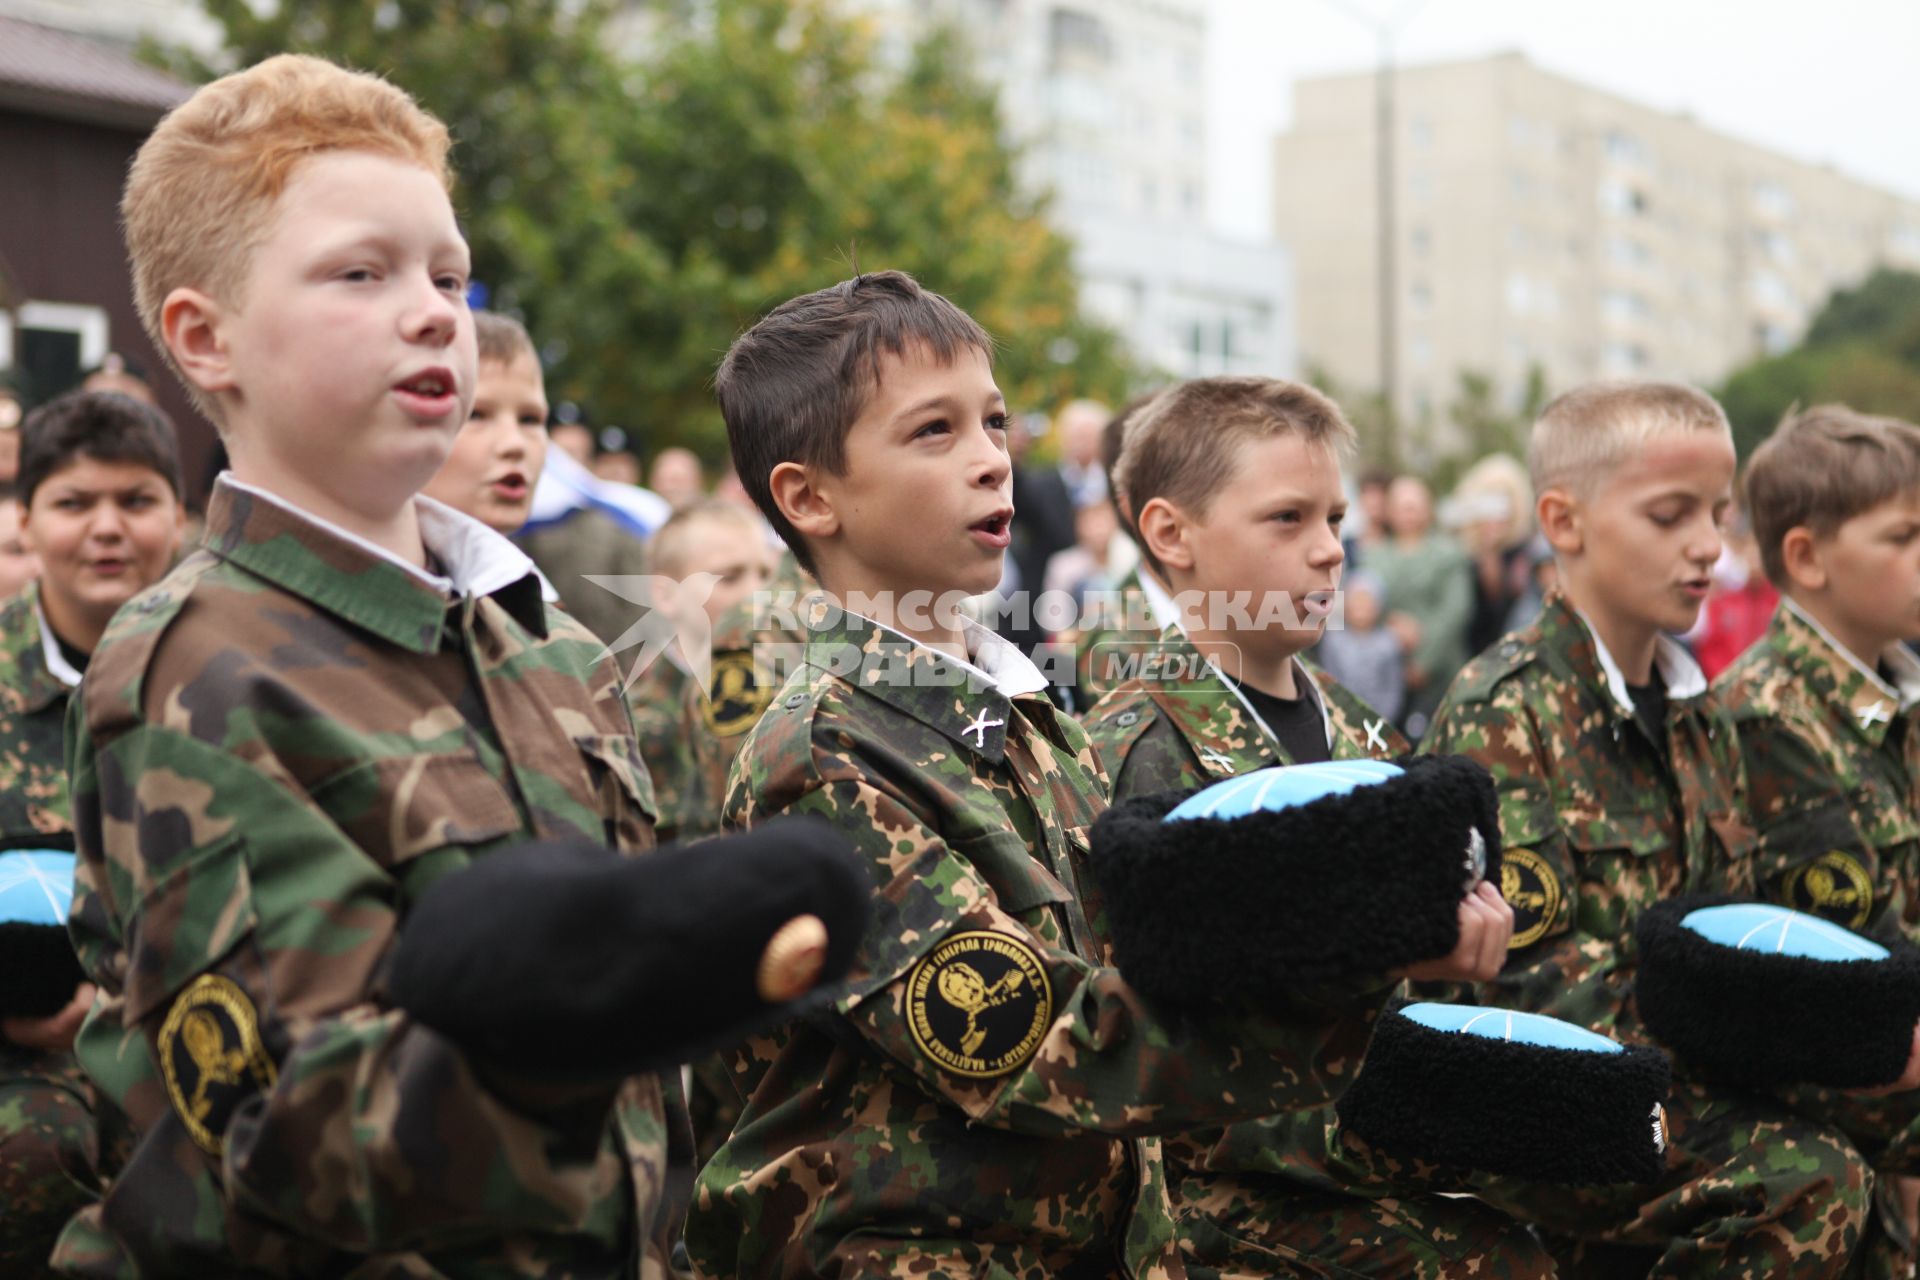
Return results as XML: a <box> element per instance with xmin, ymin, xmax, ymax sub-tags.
<box><xmin>0</xmin><ymin>849</ymin><xmax>85</xmax><ymax>1022</ymax></box>
<box><xmin>390</xmin><ymin>817</ymin><xmax>870</xmax><ymax>1082</ymax></box>
<box><xmin>1636</xmin><ymin>896</ymin><xmax>1920</xmax><ymax>1089</ymax></box>
<box><xmin>1335</xmin><ymin>1002</ymin><xmax>1672</xmax><ymax>1185</ymax></box>
<box><xmin>1086</xmin><ymin>755</ymin><xmax>1500</xmax><ymax>1007</ymax></box>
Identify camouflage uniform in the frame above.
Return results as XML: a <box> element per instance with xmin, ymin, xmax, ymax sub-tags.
<box><xmin>1085</xmin><ymin>627</ymin><xmax>1551</xmax><ymax>1280</ymax></box>
<box><xmin>0</xmin><ymin>583</ymin><xmax>119</xmax><ymax>1278</ymax></box>
<box><xmin>629</xmin><ymin>655</ymin><xmax>697</xmax><ymax>843</ymax></box>
<box><xmin>1423</xmin><ymin>588</ymin><xmax>1872</xmax><ymax>1278</ymax></box>
<box><xmin>1715</xmin><ymin>599</ymin><xmax>1920</xmax><ymax>1274</ymax></box>
<box><xmin>54</xmin><ymin>479</ymin><xmax>688</xmax><ymax>1278</ymax></box>
<box><xmin>1064</xmin><ymin>565</ymin><xmax>1177</xmax><ymax>710</ymax></box>
<box><xmin>687</xmin><ymin>605</ymin><xmax>1397</xmax><ymax>1280</ymax></box>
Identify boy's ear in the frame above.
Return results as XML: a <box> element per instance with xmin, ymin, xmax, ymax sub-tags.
<box><xmin>1779</xmin><ymin>526</ymin><xmax>1825</xmax><ymax>592</ymax></box>
<box><xmin>160</xmin><ymin>287</ymin><xmax>236</xmax><ymax>396</ymax></box>
<box><xmin>1537</xmin><ymin>486</ymin><xmax>1582</xmax><ymax>556</ymax></box>
<box><xmin>768</xmin><ymin>461</ymin><xmax>838</xmax><ymax>541</ymax></box>
<box><xmin>1135</xmin><ymin>496</ymin><xmax>1192</xmax><ymax>573</ymax></box>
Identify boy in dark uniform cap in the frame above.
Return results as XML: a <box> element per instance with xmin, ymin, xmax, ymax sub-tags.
<box><xmin>1084</xmin><ymin>375</ymin><xmax>1538</xmax><ymax>1279</ymax></box>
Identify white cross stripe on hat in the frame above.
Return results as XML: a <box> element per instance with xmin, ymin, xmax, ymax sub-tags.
<box><xmin>0</xmin><ymin>850</ymin><xmax>78</xmax><ymax>926</ymax></box>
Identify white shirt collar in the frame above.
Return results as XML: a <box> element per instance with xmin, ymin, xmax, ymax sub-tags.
<box><xmin>1572</xmin><ymin>606</ymin><xmax>1707</xmax><ymax>711</ymax></box>
<box><xmin>1138</xmin><ymin>571</ymin><xmax>1181</xmax><ymax>630</ymax></box>
<box><xmin>847</xmin><ymin>609</ymin><xmax>1049</xmax><ymax>700</ymax></box>
<box><xmin>1785</xmin><ymin>597</ymin><xmax>1920</xmax><ymax>711</ymax></box>
<box><xmin>34</xmin><ymin>593</ymin><xmax>83</xmax><ymax>689</ymax></box>
<box><xmin>221</xmin><ymin>474</ymin><xmax>556</xmax><ymax>603</ymax></box>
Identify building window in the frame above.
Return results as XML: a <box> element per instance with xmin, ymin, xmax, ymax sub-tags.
<box><xmin>1410</xmin><ymin>115</ymin><xmax>1434</xmax><ymax>150</ymax></box>
<box><xmin>1411</xmin><ymin>225</ymin><xmax>1432</xmax><ymax>256</ymax></box>
<box><xmin>1409</xmin><ymin>280</ymin><xmax>1432</xmax><ymax>312</ymax></box>
<box><xmin>1049</xmin><ymin>7</ymin><xmax>1112</xmax><ymax>66</ymax></box>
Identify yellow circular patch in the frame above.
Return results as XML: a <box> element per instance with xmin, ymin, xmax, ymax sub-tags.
<box><xmin>1500</xmin><ymin>847</ymin><xmax>1562</xmax><ymax>951</ymax></box>
<box><xmin>906</xmin><ymin>931</ymin><xmax>1053</xmax><ymax>1079</ymax></box>
<box><xmin>1783</xmin><ymin>850</ymin><xmax>1873</xmax><ymax>930</ymax></box>
<box><xmin>157</xmin><ymin>974</ymin><xmax>278</xmax><ymax>1157</ymax></box>
<box><xmin>703</xmin><ymin>650</ymin><xmax>773</xmax><ymax>737</ymax></box>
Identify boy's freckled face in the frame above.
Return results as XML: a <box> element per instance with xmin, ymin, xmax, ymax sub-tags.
<box><xmin>820</xmin><ymin>344</ymin><xmax>1012</xmax><ymax>600</ymax></box>
<box><xmin>422</xmin><ymin>354</ymin><xmax>549</xmax><ymax>534</ymax></box>
<box><xmin>1576</xmin><ymin>431</ymin><xmax>1734</xmax><ymax>637</ymax></box>
<box><xmin>1183</xmin><ymin>434</ymin><xmax>1347</xmax><ymax>654</ymax></box>
<box><xmin>1812</xmin><ymin>493</ymin><xmax>1920</xmax><ymax>651</ymax></box>
<box><xmin>219</xmin><ymin>150</ymin><xmax>477</xmax><ymax>518</ymax></box>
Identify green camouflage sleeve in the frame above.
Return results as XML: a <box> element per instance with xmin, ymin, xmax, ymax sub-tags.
<box><xmin>725</xmin><ymin>717</ymin><xmax>1384</xmax><ymax>1137</ymax></box>
<box><xmin>1422</xmin><ymin>684</ymin><xmax>1633</xmax><ymax>1035</ymax></box>
<box><xmin>0</xmin><ymin>1067</ymin><xmax>97</xmax><ymax>1277</ymax></box>
<box><xmin>64</xmin><ymin>712</ymin><xmax>657</xmax><ymax>1258</ymax></box>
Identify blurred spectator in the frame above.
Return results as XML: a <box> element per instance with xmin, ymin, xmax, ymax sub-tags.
<box><xmin>518</xmin><ymin>440</ymin><xmax>668</xmax><ymax>647</ymax></box>
<box><xmin>1504</xmin><ymin>534</ymin><xmax>1556</xmax><ymax>634</ymax></box>
<box><xmin>1054</xmin><ymin>399</ymin><xmax>1109</xmax><ymax>508</ymax></box>
<box><xmin>1450</xmin><ymin>453</ymin><xmax>1537</xmax><ymax>655</ymax></box>
<box><xmin>1043</xmin><ymin>498</ymin><xmax>1121</xmax><ymax>606</ymax></box>
<box><xmin>0</xmin><ymin>388</ymin><xmax>20</xmax><ymax>485</ymax></box>
<box><xmin>1688</xmin><ymin>506</ymin><xmax>1777</xmax><ymax>679</ymax></box>
<box><xmin>1370</xmin><ymin>475</ymin><xmax>1472</xmax><ymax>738</ymax></box>
<box><xmin>549</xmin><ymin>420</ymin><xmax>594</xmax><ymax>464</ymax></box>
<box><xmin>592</xmin><ymin>449</ymin><xmax>643</xmax><ymax>487</ymax></box>
<box><xmin>0</xmin><ymin>484</ymin><xmax>40</xmax><ymax>601</ymax></box>
<box><xmin>1316</xmin><ymin>569</ymin><xmax>1404</xmax><ymax>723</ymax></box>
<box><xmin>649</xmin><ymin>446</ymin><xmax>706</xmax><ymax>511</ymax></box>
<box><xmin>1012</xmin><ymin>403</ymin><xmax>1102</xmax><ymax>617</ymax></box>
<box><xmin>79</xmin><ymin>353</ymin><xmax>159</xmax><ymax>407</ymax></box>
<box><xmin>1346</xmin><ymin>467</ymin><xmax>1395</xmax><ymax>566</ymax></box>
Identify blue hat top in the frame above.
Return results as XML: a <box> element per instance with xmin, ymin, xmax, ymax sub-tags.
<box><xmin>1165</xmin><ymin>760</ymin><xmax>1403</xmax><ymax>823</ymax></box>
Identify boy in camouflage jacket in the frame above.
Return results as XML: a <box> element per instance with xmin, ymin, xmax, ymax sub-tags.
<box><xmin>1425</xmin><ymin>383</ymin><xmax>1883</xmax><ymax>1278</ymax></box>
<box><xmin>1714</xmin><ymin>405</ymin><xmax>1920</xmax><ymax>1274</ymax></box>
<box><xmin>689</xmin><ymin>274</ymin><xmax>1468</xmax><ymax>1280</ymax></box>
<box><xmin>1084</xmin><ymin>376</ymin><xmax>1538</xmax><ymax>1280</ymax></box>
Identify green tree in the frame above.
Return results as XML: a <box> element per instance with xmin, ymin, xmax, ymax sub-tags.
<box><xmin>186</xmin><ymin>0</ymin><xmax>1140</xmax><ymax>460</ymax></box>
<box><xmin>1719</xmin><ymin>268</ymin><xmax>1920</xmax><ymax>456</ymax></box>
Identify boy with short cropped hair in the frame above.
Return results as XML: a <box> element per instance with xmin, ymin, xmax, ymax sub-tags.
<box><xmin>629</xmin><ymin>498</ymin><xmax>776</xmax><ymax>842</ymax></box>
<box><xmin>692</xmin><ymin>273</ymin><xmax>1505</xmax><ymax>1280</ymax></box>
<box><xmin>61</xmin><ymin>54</ymin><xmax>679</xmax><ymax>1274</ymax></box>
<box><xmin>1424</xmin><ymin>382</ymin><xmax>1875</xmax><ymax>1276</ymax></box>
<box><xmin>0</xmin><ymin>389</ymin><xmax>182</xmax><ymax>1275</ymax></box>
<box><xmin>422</xmin><ymin>310</ymin><xmax>549</xmax><ymax>535</ymax></box>
<box><xmin>1715</xmin><ymin>404</ymin><xmax>1920</xmax><ymax>1274</ymax></box>
<box><xmin>1083</xmin><ymin>375</ymin><xmax>1532</xmax><ymax>1280</ymax></box>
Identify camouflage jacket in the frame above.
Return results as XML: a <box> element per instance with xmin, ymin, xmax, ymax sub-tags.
<box><xmin>629</xmin><ymin>656</ymin><xmax>697</xmax><ymax>843</ymax></box>
<box><xmin>56</xmin><ymin>479</ymin><xmax>684</xmax><ymax>1279</ymax></box>
<box><xmin>0</xmin><ymin>582</ymin><xmax>79</xmax><ymax>851</ymax></box>
<box><xmin>1421</xmin><ymin>589</ymin><xmax>1752</xmax><ymax>1042</ymax></box>
<box><xmin>1</xmin><ymin>1042</ymin><xmax>125</xmax><ymax>1279</ymax></box>
<box><xmin>687</xmin><ymin>605</ymin><xmax>1390</xmax><ymax>1280</ymax></box>
<box><xmin>1713</xmin><ymin>601</ymin><xmax>1920</xmax><ymax>946</ymax></box>
<box><xmin>1066</xmin><ymin>566</ymin><xmax>1178</xmax><ymax>710</ymax></box>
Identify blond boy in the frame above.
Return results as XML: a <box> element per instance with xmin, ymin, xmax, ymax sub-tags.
<box><xmin>1424</xmin><ymin>383</ymin><xmax>1874</xmax><ymax>1276</ymax></box>
<box><xmin>422</xmin><ymin>310</ymin><xmax>550</xmax><ymax>535</ymax></box>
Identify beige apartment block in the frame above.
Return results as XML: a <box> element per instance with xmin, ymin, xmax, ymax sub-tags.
<box><xmin>1273</xmin><ymin>52</ymin><xmax>1920</xmax><ymax>439</ymax></box>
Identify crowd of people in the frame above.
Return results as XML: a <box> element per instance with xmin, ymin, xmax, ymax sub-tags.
<box><xmin>3</xmin><ymin>48</ymin><xmax>1920</xmax><ymax>1280</ymax></box>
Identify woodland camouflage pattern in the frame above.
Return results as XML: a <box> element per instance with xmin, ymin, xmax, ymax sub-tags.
<box><xmin>55</xmin><ymin>479</ymin><xmax>688</xmax><ymax>1278</ymax></box>
<box><xmin>0</xmin><ymin>1043</ymin><xmax>124</xmax><ymax>1279</ymax></box>
<box><xmin>1085</xmin><ymin>629</ymin><xmax>1552</xmax><ymax>1280</ymax></box>
<box><xmin>628</xmin><ymin>655</ymin><xmax>698</xmax><ymax>844</ymax></box>
<box><xmin>1423</xmin><ymin>589</ymin><xmax>1872</xmax><ymax>1278</ymax></box>
<box><xmin>0</xmin><ymin>581</ymin><xmax>79</xmax><ymax>851</ymax></box>
<box><xmin>1714</xmin><ymin>601</ymin><xmax>1920</xmax><ymax>1273</ymax></box>
<box><xmin>689</xmin><ymin>605</ymin><xmax>1394</xmax><ymax>1280</ymax></box>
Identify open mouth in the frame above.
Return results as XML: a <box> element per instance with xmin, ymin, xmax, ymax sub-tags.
<box><xmin>970</xmin><ymin>509</ymin><xmax>1013</xmax><ymax>548</ymax></box>
<box><xmin>491</xmin><ymin>471</ymin><xmax>529</xmax><ymax>500</ymax></box>
<box><xmin>394</xmin><ymin>368</ymin><xmax>458</xmax><ymax>416</ymax></box>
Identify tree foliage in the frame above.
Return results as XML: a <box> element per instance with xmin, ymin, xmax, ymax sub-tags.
<box><xmin>1720</xmin><ymin>268</ymin><xmax>1920</xmax><ymax>457</ymax></box>
<box><xmin>186</xmin><ymin>0</ymin><xmax>1140</xmax><ymax>461</ymax></box>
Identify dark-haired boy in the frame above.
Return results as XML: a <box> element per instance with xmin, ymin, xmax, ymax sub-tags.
<box><xmin>0</xmin><ymin>389</ymin><xmax>180</xmax><ymax>1275</ymax></box>
<box><xmin>689</xmin><ymin>271</ymin><xmax>1504</xmax><ymax>1280</ymax></box>
<box><xmin>1715</xmin><ymin>404</ymin><xmax>1920</xmax><ymax>1275</ymax></box>
<box><xmin>1084</xmin><ymin>375</ymin><xmax>1534</xmax><ymax>1280</ymax></box>
<box><xmin>1424</xmin><ymin>383</ymin><xmax>1876</xmax><ymax>1277</ymax></box>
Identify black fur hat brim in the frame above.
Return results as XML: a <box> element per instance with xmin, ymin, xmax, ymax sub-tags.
<box><xmin>1635</xmin><ymin>894</ymin><xmax>1920</xmax><ymax>1089</ymax></box>
<box><xmin>0</xmin><ymin>922</ymin><xmax>86</xmax><ymax>1020</ymax></box>
<box><xmin>1087</xmin><ymin>754</ymin><xmax>1501</xmax><ymax>1007</ymax></box>
<box><xmin>1335</xmin><ymin>1005</ymin><xmax>1672</xmax><ymax>1185</ymax></box>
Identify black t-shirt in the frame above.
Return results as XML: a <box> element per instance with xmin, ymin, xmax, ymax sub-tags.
<box><xmin>1625</xmin><ymin>668</ymin><xmax>1667</xmax><ymax>748</ymax></box>
<box><xmin>52</xmin><ymin>629</ymin><xmax>90</xmax><ymax>677</ymax></box>
<box><xmin>1228</xmin><ymin>673</ymin><xmax>1331</xmax><ymax>765</ymax></box>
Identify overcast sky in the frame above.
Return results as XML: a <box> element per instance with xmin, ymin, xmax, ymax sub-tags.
<box><xmin>1205</xmin><ymin>0</ymin><xmax>1920</xmax><ymax>241</ymax></box>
